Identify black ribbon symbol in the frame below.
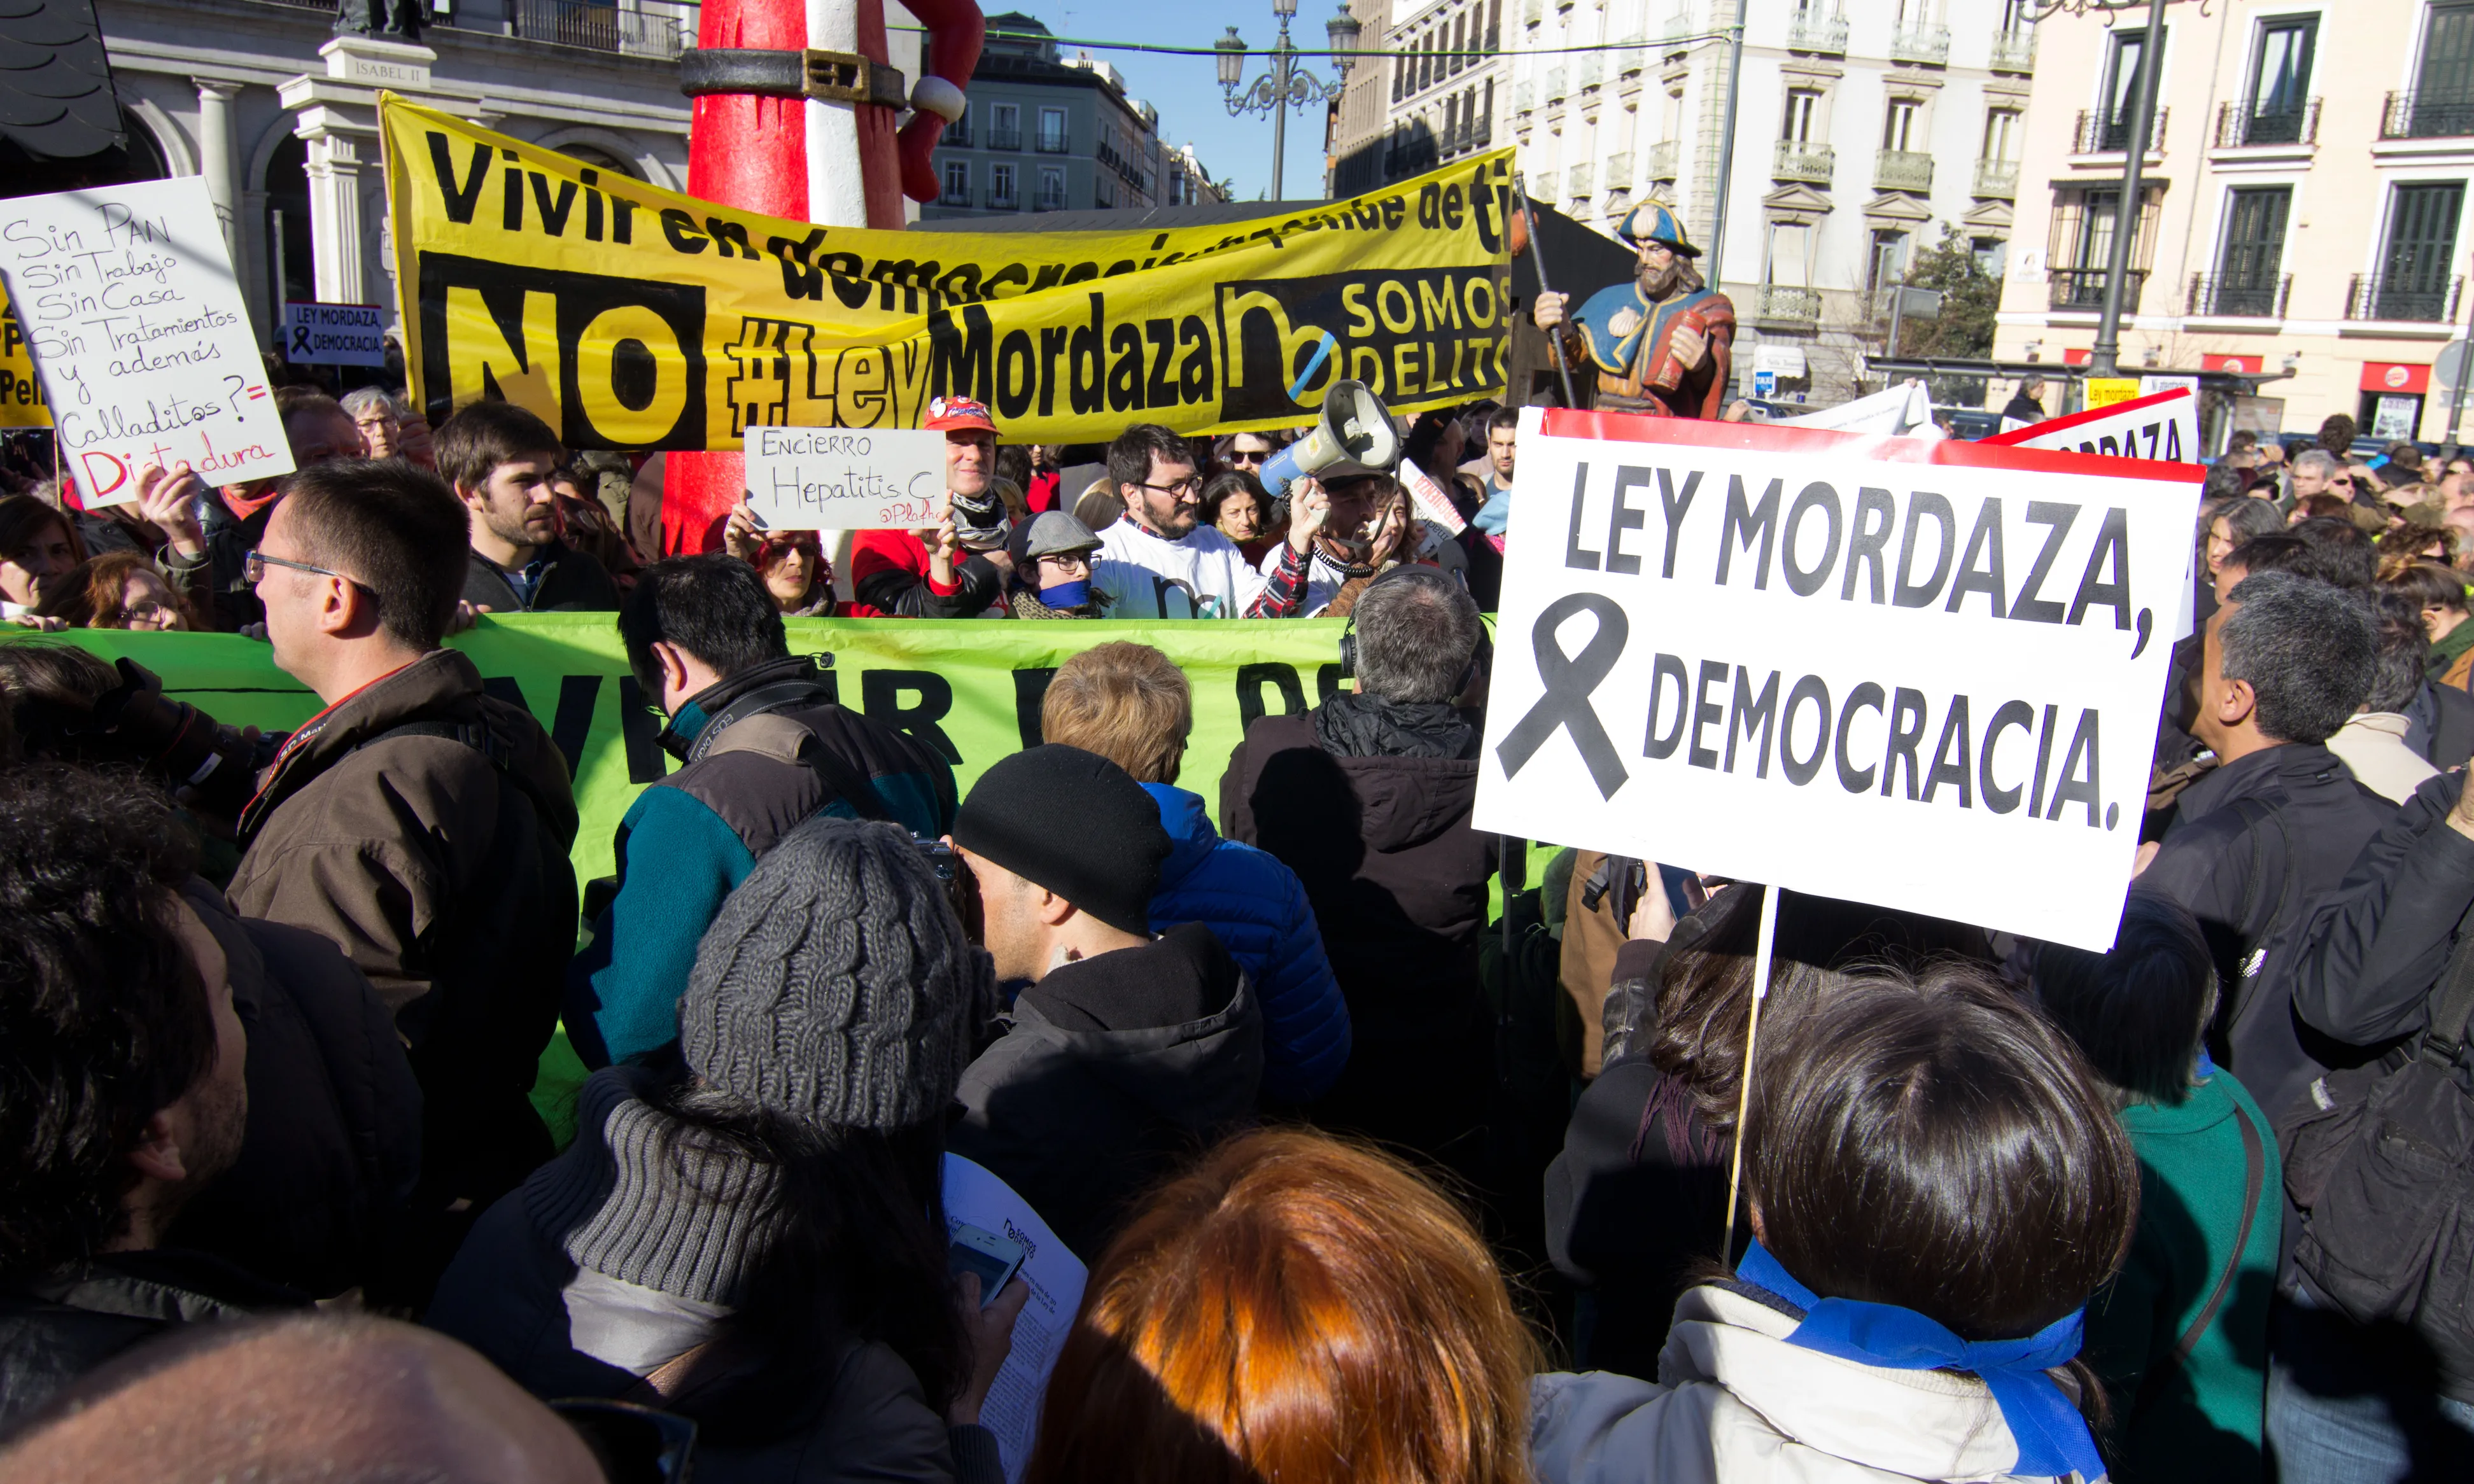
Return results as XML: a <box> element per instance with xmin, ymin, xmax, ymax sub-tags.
<box><xmin>1495</xmin><ymin>592</ymin><xmax>1631</xmax><ymax>800</ymax></box>
<box><xmin>289</xmin><ymin>324</ymin><xmax>312</xmax><ymax>355</ymax></box>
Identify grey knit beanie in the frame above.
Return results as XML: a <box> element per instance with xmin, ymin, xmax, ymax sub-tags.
<box><xmin>680</xmin><ymin>815</ymin><xmax>995</xmax><ymax>1129</ymax></box>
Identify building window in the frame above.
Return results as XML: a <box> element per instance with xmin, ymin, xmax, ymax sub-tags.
<box><xmin>1782</xmin><ymin>88</ymin><xmax>1820</xmax><ymax>143</ymax></box>
<box><xmin>2210</xmin><ymin>186</ymin><xmax>2291</xmax><ymax>314</ymax></box>
<box><xmin>990</xmin><ymin>103</ymin><xmax>1020</xmax><ymax>151</ymax></box>
<box><xmin>945</xmin><ymin>105</ymin><xmax>972</xmax><ymax>148</ymax></box>
<box><xmin>2247</xmin><ymin>17</ymin><xmax>2316</xmax><ymax>142</ymax></box>
<box><xmin>1036</xmin><ymin>107</ymin><xmax>1067</xmax><ymax>153</ymax></box>
<box><xmin>941</xmin><ymin>159</ymin><xmax>969</xmax><ymax>206</ymax></box>
<box><xmin>2403</xmin><ymin>4</ymin><xmax>2474</xmax><ymax>137</ymax></box>
<box><xmin>1971</xmin><ymin>237</ymin><xmax>2007</xmax><ymax>277</ymax></box>
<box><xmin>1881</xmin><ymin>99</ymin><xmax>1920</xmax><ymax>152</ymax></box>
<box><xmin>1037</xmin><ymin>166</ymin><xmax>1067</xmax><ymax>211</ymax></box>
<box><xmin>2373</xmin><ymin>181</ymin><xmax>2467</xmax><ymax>319</ymax></box>
<box><xmin>2099</xmin><ymin>27</ymin><xmax>2163</xmax><ymax>150</ymax></box>
<box><xmin>1867</xmin><ymin>229</ymin><xmax>1909</xmax><ymax>294</ymax></box>
<box><xmin>1981</xmin><ymin>108</ymin><xmax>2020</xmax><ymax>162</ymax></box>
<box><xmin>2047</xmin><ymin>186</ymin><xmax>2160</xmax><ymax>309</ymax></box>
<box><xmin>989</xmin><ymin>162</ymin><xmax>1016</xmax><ymax>208</ymax></box>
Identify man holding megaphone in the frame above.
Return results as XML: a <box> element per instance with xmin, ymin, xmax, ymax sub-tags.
<box><xmin>1242</xmin><ymin>381</ymin><xmax>1431</xmax><ymax>617</ymax></box>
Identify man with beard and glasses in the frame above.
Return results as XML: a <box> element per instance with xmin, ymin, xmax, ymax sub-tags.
<box><xmin>1531</xmin><ymin>204</ymin><xmax>1736</xmax><ymax>419</ymax></box>
<box><xmin>1095</xmin><ymin>423</ymin><xmax>1334</xmax><ymax>618</ymax></box>
<box><xmin>1251</xmin><ymin>470</ymin><xmax>1430</xmax><ymax>617</ymax></box>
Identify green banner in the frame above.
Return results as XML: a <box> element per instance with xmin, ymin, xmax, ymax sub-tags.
<box><xmin>52</xmin><ymin>613</ymin><xmax>1358</xmax><ymax>888</ymax></box>
<box><xmin>41</xmin><ymin>616</ymin><xmax>1561</xmax><ymax>1135</ymax></box>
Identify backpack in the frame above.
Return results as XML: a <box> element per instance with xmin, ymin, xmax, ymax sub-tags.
<box><xmin>2278</xmin><ymin>921</ymin><xmax>2474</xmax><ymax>1387</ymax></box>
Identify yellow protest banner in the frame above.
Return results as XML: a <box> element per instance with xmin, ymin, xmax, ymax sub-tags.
<box><xmin>0</xmin><ymin>284</ymin><xmax>50</xmax><ymax>430</ymax></box>
<box><xmin>380</xmin><ymin>95</ymin><xmax>1514</xmax><ymax>450</ymax></box>
<box><xmin>2084</xmin><ymin>377</ymin><xmax>2142</xmax><ymax>410</ymax></box>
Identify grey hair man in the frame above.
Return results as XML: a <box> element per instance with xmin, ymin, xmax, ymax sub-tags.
<box><xmin>2139</xmin><ymin>570</ymin><xmax>2393</xmax><ymax>1123</ymax></box>
<box><xmin>1221</xmin><ymin>566</ymin><xmax>1495</xmax><ymax>1175</ymax></box>
<box><xmin>2289</xmin><ymin>447</ymin><xmax>2344</xmax><ymax>501</ymax></box>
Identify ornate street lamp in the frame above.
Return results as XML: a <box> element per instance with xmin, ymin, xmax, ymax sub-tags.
<box><xmin>1219</xmin><ymin>1</ymin><xmax>1358</xmax><ymax>199</ymax></box>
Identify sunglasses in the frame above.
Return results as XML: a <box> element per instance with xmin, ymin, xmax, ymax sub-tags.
<box><xmin>1228</xmin><ymin>449</ymin><xmax>1270</xmax><ymax>465</ymax></box>
<box><xmin>549</xmin><ymin>1399</ymin><xmax>696</xmax><ymax>1483</ymax></box>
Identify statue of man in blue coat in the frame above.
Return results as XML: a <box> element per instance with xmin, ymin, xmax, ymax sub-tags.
<box><xmin>1530</xmin><ymin>203</ymin><xmax>1736</xmax><ymax>419</ymax></box>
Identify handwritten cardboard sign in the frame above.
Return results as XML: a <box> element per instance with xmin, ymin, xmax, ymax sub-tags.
<box><xmin>741</xmin><ymin>424</ymin><xmax>946</xmax><ymax>530</ymax></box>
<box><xmin>0</xmin><ymin>176</ymin><xmax>292</xmax><ymax>505</ymax></box>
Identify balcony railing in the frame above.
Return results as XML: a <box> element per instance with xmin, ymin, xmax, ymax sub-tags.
<box><xmin>1034</xmin><ymin>129</ymin><xmax>1069</xmax><ymax>155</ymax></box>
<box><xmin>1604</xmin><ymin>152</ymin><xmax>1631</xmax><ymax>192</ymax></box>
<box><xmin>1513</xmin><ymin>81</ymin><xmax>1533</xmax><ymax>115</ymax></box>
<box><xmin>1647</xmin><ymin>139</ymin><xmax>1678</xmax><ymax>181</ymax></box>
<box><xmin>1033</xmin><ymin>185</ymin><xmax>1067</xmax><ymax>212</ymax></box>
<box><xmin>2381</xmin><ymin>91</ymin><xmax>2474</xmax><ymax>139</ymax></box>
<box><xmin>2216</xmin><ymin>98</ymin><xmax>2320</xmax><ymax>148</ymax></box>
<box><xmin>1873</xmin><ymin>148</ymin><xmax>1933</xmax><ymax>192</ymax></box>
<box><xmin>1988</xmin><ymin>27</ymin><xmax>2035</xmax><ymax>71</ymax></box>
<box><xmin>2347</xmin><ymin>272</ymin><xmax>2464</xmax><ymax>322</ymax></box>
<box><xmin>985</xmin><ymin>126</ymin><xmax>1022</xmax><ymax>151</ymax></box>
<box><xmin>1544</xmin><ymin>66</ymin><xmax>1566</xmax><ymax>102</ymax></box>
<box><xmin>1754</xmin><ymin>285</ymin><xmax>1823</xmax><ymax>325</ymax></box>
<box><xmin>987</xmin><ymin>188</ymin><xmax>1018</xmax><ymax>211</ymax></box>
<box><xmin>1522</xmin><ymin>0</ymin><xmax>1543</xmax><ymax>24</ymax></box>
<box><xmin>938</xmin><ymin>183</ymin><xmax>971</xmax><ymax>208</ymax></box>
<box><xmin>2187</xmin><ymin>272</ymin><xmax>2291</xmax><ymax>318</ymax></box>
<box><xmin>1566</xmin><ymin>164</ymin><xmax>1593</xmax><ymax>200</ymax></box>
<box><xmin>508</xmin><ymin>0</ymin><xmax>687</xmax><ymax>57</ymax></box>
<box><xmin>1773</xmin><ymin>139</ymin><xmax>1834</xmax><ymax>183</ymax></box>
<box><xmin>2072</xmin><ymin>106</ymin><xmax>2168</xmax><ymax>154</ymax></box>
<box><xmin>1972</xmin><ymin>158</ymin><xmax>2018</xmax><ymax>198</ymax></box>
<box><xmin>945</xmin><ymin>118</ymin><xmax>973</xmax><ymax>147</ymax></box>
<box><xmin>1661</xmin><ymin>8</ymin><xmax>1696</xmax><ymax>43</ymax></box>
<box><xmin>1785</xmin><ymin>12</ymin><xmax>1848</xmax><ymax>53</ymax></box>
<box><xmin>1890</xmin><ymin>24</ymin><xmax>1951</xmax><ymax>66</ymax></box>
<box><xmin>2048</xmin><ymin>267</ymin><xmax>2147</xmax><ymax>312</ymax></box>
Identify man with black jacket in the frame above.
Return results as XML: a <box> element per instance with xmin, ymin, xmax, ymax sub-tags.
<box><xmin>565</xmin><ymin>554</ymin><xmax>957</xmax><ymax>1067</ymax></box>
<box><xmin>950</xmin><ymin>745</ymin><xmax>1263</xmax><ymax>1262</ymax></box>
<box><xmin>0</xmin><ymin>767</ymin><xmax>300</xmax><ymax>1427</ymax></box>
<box><xmin>2274</xmin><ymin>772</ymin><xmax>2474</xmax><ymax>1474</ymax></box>
<box><xmin>1223</xmin><ymin>566</ymin><xmax>1496</xmax><ymax>1170</ymax></box>
<box><xmin>437</xmin><ymin>401</ymin><xmax>621</xmax><ymax>613</ymax></box>
<box><xmin>2139</xmin><ymin>570</ymin><xmax>2391</xmax><ymax>1123</ymax></box>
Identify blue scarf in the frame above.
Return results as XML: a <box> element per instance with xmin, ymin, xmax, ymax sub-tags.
<box><xmin>1039</xmin><ymin>579</ymin><xmax>1091</xmax><ymax>610</ymax></box>
<box><xmin>1734</xmin><ymin>1242</ymin><xmax>2107</xmax><ymax>1482</ymax></box>
<box><xmin>1473</xmin><ymin>478</ymin><xmax>1512</xmax><ymax>535</ymax></box>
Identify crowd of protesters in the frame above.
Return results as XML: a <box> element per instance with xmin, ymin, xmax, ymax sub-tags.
<box><xmin>2</xmin><ymin>375</ymin><xmax>2474</xmax><ymax>1484</ymax></box>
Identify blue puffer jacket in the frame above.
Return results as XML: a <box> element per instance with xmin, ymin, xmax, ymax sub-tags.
<box><xmin>1144</xmin><ymin>783</ymin><xmax>1351</xmax><ymax>1103</ymax></box>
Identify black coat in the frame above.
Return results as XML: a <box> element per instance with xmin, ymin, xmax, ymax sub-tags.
<box><xmin>164</xmin><ymin>885</ymin><xmax>423</xmax><ymax>1299</ymax></box>
<box><xmin>1542</xmin><ymin>939</ymin><xmax>1736</xmax><ymax>1380</ymax></box>
<box><xmin>461</xmin><ymin>541</ymin><xmax>622</xmax><ymax>613</ymax></box>
<box><xmin>949</xmin><ymin>927</ymin><xmax>1262</xmax><ymax>1264</ymax></box>
<box><xmin>2140</xmin><ymin>742</ymin><xmax>2400</xmax><ymax>1121</ymax></box>
<box><xmin>2291</xmin><ymin>771</ymin><xmax>2474</xmax><ymax>1051</ymax></box>
<box><xmin>0</xmin><ymin>1250</ymin><xmax>307</xmax><ymax>1431</ymax></box>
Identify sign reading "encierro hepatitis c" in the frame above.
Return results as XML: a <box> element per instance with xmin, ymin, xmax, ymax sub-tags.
<box><xmin>1475</xmin><ymin>409</ymin><xmax>2202</xmax><ymax>951</ymax></box>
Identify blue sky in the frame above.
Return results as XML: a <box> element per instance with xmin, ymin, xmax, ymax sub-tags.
<box><xmin>973</xmin><ymin>0</ymin><xmax>1350</xmax><ymax>202</ymax></box>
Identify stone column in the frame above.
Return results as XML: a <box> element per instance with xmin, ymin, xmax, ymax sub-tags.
<box><xmin>301</xmin><ymin>127</ymin><xmax>367</xmax><ymax>304</ymax></box>
<box><xmin>194</xmin><ymin>80</ymin><xmax>242</xmax><ymax>260</ymax></box>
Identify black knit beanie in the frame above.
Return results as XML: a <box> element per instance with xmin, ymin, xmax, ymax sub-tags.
<box><xmin>682</xmin><ymin>815</ymin><xmax>995</xmax><ymax>1129</ymax></box>
<box><xmin>952</xmin><ymin>745</ymin><xmax>1169</xmax><ymax>936</ymax></box>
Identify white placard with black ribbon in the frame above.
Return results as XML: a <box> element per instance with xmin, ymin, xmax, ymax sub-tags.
<box><xmin>1473</xmin><ymin>408</ymin><xmax>2202</xmax><ymax>951</ymax></box>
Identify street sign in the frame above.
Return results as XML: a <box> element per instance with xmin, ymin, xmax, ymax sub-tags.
<box><xmin>1753</xmin><ymin>368</ymin><xmax>1778</xmax><ymax>398</ymax></box>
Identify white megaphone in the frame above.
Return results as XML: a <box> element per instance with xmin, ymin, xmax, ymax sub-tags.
<box><xmin>1257</xmin><ymin>379</ymin><xmax>1402</xmax><ymax>501</ymax></box>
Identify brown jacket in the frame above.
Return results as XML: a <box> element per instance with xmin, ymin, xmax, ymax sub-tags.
<box><xmin>230</xmin><ymin>649</ymin><xmax>580</xmax><ymax>1209</ymax></box>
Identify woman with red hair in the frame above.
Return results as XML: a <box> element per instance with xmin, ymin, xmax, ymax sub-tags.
<box><xmin>1027</xmin><ymin>1128</ymin><xmax>1537</xmax><ymax>1484</ymax></box>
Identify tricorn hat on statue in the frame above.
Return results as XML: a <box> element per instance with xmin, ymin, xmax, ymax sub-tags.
<box><xmin>1615</xmin><ymin>202</ymin><xmax>1701</xmax><ymax>258</ymax></box>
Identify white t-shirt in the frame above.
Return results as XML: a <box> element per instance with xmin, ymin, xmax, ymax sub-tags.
<box><xmin>1095</xmin><ymin>519</ymin><xmax>1267</xmax><ymax>618</ymax></box>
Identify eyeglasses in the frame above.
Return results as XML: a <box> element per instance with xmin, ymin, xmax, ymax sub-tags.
<box><xmin>122</xmin><ymin>600</ymin><xmax>176</xmax><ymax>625</ymax></box>
<box><xmin>2329</xmin><ymin>477</ymin><xmax>2356</xmax><ymax>490</ymax></box>
<box><xmin>1139</xmin><ymin>477</ymin><xmax>1204</xmax><ymax>498</ymax></box>
<box><xmin>549</xmin><ymin>1398</ymin><xmax>697</xmax><ymax>1483</ymax></box>
<box><xmin>244</xmin><ymin>549</ymin><xmax>362</xmax><ymax>589</ymax></box>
